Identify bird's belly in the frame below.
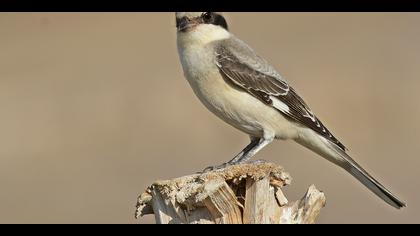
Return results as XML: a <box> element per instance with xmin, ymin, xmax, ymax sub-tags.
<box><xmin>186</xmin><ymin>72</ymin><xmax>298</xmax><ymax>139</ymax></box>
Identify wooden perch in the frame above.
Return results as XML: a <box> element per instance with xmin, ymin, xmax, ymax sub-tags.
<box><xmin>135</xmin><ymin>162</ymin><xmax>326</xmax><ymax>224</ymax></box>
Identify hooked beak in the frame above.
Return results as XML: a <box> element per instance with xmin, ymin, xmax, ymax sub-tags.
<box><xmin>176</xmin><ymin>17</ymin><xmax>198</xmax><ymax>32</ymax></box>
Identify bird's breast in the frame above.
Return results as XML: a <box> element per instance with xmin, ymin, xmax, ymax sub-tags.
<box><xmin>179</xmin><ymin>46</ymin><xmax>237</xmax><ymax>118</ymax></box>
<box><xmin>177</xmin><ymin>43</ymin><xmax>298</xmax><ymax>139</ymax></box>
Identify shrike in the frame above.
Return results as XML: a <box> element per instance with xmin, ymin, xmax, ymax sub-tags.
<box><xmin>175</xmin><ymin>12</ymin><xmax>405</xmax><ymax>209</ymax></box>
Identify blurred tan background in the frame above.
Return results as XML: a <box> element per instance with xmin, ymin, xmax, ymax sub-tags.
<box><xmin>0</xmin><ymin>13</ymin><xmax>419</xmax><ymax>224</ymax></box>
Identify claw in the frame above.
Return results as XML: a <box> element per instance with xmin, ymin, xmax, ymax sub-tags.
<box><xmin>197</xmin><ymin>159</ymin><xmax>267</xmax><ymax>174</ymax></box>
<box><xmin>200</xmin><ymin>162</ymin><xmax>231</xmax><ymax>173</ymax></box>
<box><xmin>244</xmin><ymin>159</ymin><xmax>268</xmax><ymax>165</ymax></box>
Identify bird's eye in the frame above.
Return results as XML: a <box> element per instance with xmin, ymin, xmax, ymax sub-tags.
<box><xmin>202</xmin><ymin>12</ymin><xmax>213</xmax><ymax>22</ymax></box>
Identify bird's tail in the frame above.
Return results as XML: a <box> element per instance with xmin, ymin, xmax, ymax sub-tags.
<box><xmin>338</xmin><ymin>150</ymin><xmax>406</xmax><ymax>209</ymax></box>
<box><xmin>296</xmin><ymin>133</ymin><xmax>406</xmax><ymax>209</ymax></box>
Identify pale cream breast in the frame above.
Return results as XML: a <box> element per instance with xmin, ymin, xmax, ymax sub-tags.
<box><xmin>177</xmin><ymin>24</ymin><xmax>299</xmax><ymax>139</ymax></box>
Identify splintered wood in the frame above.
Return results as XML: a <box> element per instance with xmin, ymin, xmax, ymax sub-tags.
<box><xmin>136</xmin><ymin>162</ymin><xmax>326</xmax><ymax>224</ymax></box>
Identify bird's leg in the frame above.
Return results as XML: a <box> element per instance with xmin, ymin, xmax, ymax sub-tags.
<box><xmin>202</xmin><ymin>134</ymin><xmax>274</xmax><ymax>172</ymax></box>
<box><xmin>227</xmin><ymin>137</ymin><xmax>261</xmax><ymax>165</ymax></box>
<box><xmin>229</xmin><ymin>134</ymin><xmax>274</xmax><ymax>164</ymax></box>
<box><xmin>201</xmin><ymin>137</ymin><xmax>260</xmax><ymax>173</ymax></box>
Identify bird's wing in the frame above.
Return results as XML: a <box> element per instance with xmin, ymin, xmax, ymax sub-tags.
<box><xmin>214</xmin><ymin>37</ymin><xmax>347</xmax><ymax>151</ymax></box>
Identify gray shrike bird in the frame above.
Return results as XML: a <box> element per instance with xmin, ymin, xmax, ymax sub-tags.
<box><xmin>175</xmin><ymin>12</ymin><xmax>405</xmax><ymax>209</ymax></box>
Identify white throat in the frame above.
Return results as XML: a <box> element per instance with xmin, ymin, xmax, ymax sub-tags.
<box><xmin>177</xmin><ymin>24</ymin><xmax>231</xmax><ymax>48</ymax></box>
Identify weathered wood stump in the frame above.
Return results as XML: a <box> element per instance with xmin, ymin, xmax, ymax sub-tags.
<box><xmin>136</xmin><ymin>162</ymin><xmax>326</xmax><ymax>224</ymax></box>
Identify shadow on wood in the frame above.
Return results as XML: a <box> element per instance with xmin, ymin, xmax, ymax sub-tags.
<box><xmin>136</xmin><ymin>162</ymin><xmax>326</xmax><ymax>224</ymax></box>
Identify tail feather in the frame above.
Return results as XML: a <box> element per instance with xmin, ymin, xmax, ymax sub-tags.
<box><xmin>329</xmin><ymin>141</ymin><xmax>406</xmax><ymax>209</ymax></box>
<box><xmin>296</xmin><ymin>131</ymin><xmax>406</xmax><ymax>209</ymax></box>
<box><xmin>342</xmin><ymin>152</ymin><xmax>406</xmax><ymax>209</ymax></box>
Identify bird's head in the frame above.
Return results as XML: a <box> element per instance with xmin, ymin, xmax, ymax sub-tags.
<box><xmin>175</xmin><ymin>12</ymin><xmax>230</xmax><ymax>45</ymax></box>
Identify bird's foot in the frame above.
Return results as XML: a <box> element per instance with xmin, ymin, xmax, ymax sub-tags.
<box><xmin>243</xmin><ymin>159</ymin><xmax>268</xmax><ymax>165</ymax></box>
<box><xmin>200</xmin><ymin>162</ymin><xmax>231</xmax><ymax>173</ymax></box>
<box><xmin>198</xmin><ymin>159</ymin><xmax>268</xmax><ymax>174</ymax></box>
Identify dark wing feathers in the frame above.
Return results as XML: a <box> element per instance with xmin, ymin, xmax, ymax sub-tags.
<box><xmin>215</xmin><ymin>42</ymin><xmax>347</xmax><ymax>151</ymax></box>
<box><xmin>216</xmin><ymin>46</ymin><xmax>289</xmax><ymax>96</ymax></box>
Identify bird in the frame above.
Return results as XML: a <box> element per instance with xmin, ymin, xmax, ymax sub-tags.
<box><xmin>175</xmin><ymin>12</ymin><xmax>406</xmax><ymax>209</ymax></box>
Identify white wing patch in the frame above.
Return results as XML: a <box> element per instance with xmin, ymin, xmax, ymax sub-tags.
<box><xmin>270</xmin><ymin>96</ymin><xmax>290</xmax><ymax>113</ymax></box>
<box><xmin>302</xmin><ymin>109</ymin><xmax>316</xmax><ymax>122</ymax></box>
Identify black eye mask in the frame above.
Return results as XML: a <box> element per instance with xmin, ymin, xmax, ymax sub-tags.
<box><xmin>202</xmin><ymin>12</ymin><xmax>228</xmax><ymax>31</ymax></box>
<box><xmin>176</xmin><ymin>13</ymin><xmax>229</xmax><ymax>32</ymax></box>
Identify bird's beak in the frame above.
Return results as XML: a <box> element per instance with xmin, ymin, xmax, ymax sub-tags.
<box><xmin>176</xmin><ymin>17</ymin><xmax>198</xmax><ymax>32</ymax></box>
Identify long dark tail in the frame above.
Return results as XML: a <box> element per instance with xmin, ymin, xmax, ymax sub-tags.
<box><xmin>297</xmin><ymin>134</ymin><xmax>406</xmax><ymax>209</ymax></box>
<box><xmin>331</xmin><ymin>143</ymin><xmax>406</xmax><ymax>209</ymax></box>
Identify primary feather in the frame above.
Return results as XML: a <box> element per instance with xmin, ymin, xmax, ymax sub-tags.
<box><xmin>212</xmin><ymin>35</ymin><xmax>405</xmax><ymax>208</ymax></box>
